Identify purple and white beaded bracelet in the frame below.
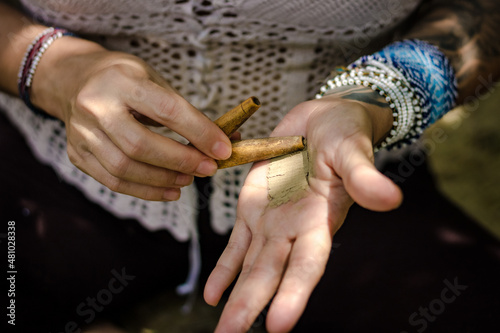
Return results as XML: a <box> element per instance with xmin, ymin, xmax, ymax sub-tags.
<box><xmin>17</xmin><ymin>27</ymin><xmax>75</xmax><ymax>119</ymax></box>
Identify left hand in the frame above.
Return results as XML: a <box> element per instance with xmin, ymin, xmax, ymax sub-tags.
<box><xmin>204</xmin><ymin>91</ymin><xmax>403</xmax><ymax>332</ymax></box>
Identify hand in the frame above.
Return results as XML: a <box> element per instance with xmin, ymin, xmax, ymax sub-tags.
<box><xmin>204</xmin><ymin>89</ymin><xmax>403</xmax><ymax>332</ymax></box>
<box><xmin>30</xmin><ymin>38</ymin><xmax>232</xmax><ymax>201</ymax></box>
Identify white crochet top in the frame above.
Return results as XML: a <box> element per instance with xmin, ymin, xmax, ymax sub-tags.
<box><xmin>0</xmin><ymin>0</ymin><xmax>420</xmax><ymax>284</ymax></box>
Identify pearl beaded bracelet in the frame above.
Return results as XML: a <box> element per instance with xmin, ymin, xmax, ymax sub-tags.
<box><xmin>317</xmin><ymin>39</ymin><xmax>458</xmax><ymax>152</ymax></box>
<box><xmin>316</xmin><ymin>62</ymin><xmax>422</xmax><ymax>151</ymax></box>
<box><xmin>17</xmin><ymin>27</ymin><xmax>75</xmax><ymax>119</ymax></box>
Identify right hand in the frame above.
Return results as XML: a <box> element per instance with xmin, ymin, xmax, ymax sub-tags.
<box><xmin>30</xmin><ymin>37</ymin><xmax>232</xmax><ymax>201</ymax></box>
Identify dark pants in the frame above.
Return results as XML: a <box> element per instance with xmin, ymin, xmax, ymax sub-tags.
<box><xmin>1</xmin><ymin>111</ymin><xmax>499</xmax><ymax>332</ymax></box>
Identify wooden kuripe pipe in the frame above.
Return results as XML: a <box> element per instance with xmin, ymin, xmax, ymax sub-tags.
<box><xmin>214</xmin><ymin>96</ymin><xmax>261</xmax><ymax>137</ymax></box>
<box><xmin>217</xmin><ymin>136</ymin><xmax>306</xmax><ymax>169</ymax></box>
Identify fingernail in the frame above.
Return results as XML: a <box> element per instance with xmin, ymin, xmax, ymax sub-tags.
<box><xmin>211</xmin><ymin>141</ymin><xmax>232</xmax><ymax>160</ymax></box>
<box><xmin>196</xmin><ymin>159</ymin><xmax>218</xmax><ymax>176</ymax></box>
<box><xmin>163</xmin><ymin>189</ymin><xmax>180</xmax><ymax>201</ymax></box>
<box><xmin>175</xmin><ymin>173</ymin><xmax>193</xmax><ymax>186</ymax></box>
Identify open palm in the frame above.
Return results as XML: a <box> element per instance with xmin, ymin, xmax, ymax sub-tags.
<box><xmin>205</xmin><ymin>94</ymin><xmax>403</xmax><ymax>332</ymax></box>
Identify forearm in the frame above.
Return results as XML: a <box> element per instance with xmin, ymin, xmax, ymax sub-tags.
<box><xmin>403</xmin><ymin>0</ymin><xmax>500</xmax><ymax>104</ymax></box>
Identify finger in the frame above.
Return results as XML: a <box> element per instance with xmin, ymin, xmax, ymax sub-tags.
<box><xmin>205</xmin><ymin>173</ymin><xmax>270</xmax><ymax>304</ymax></box>
<box><xmin>100</xmin><ymin>111</ymin><xmax>219</xmax><ymax>177</ymax></box>
<box><xmin>124</xmin><ymin>81</ymin><xmax>232</xmax><ymax>160</ymax></box>
<box><xmin>204</xmin><ymin>220</ymin><xmax>252</xmax><ymax>306</ymax></box>
<box><xmin>266</xmin><ymin>227</ymin><xmax>332</xmax><ymax>333</ymax></box>
<box><xmin>230</xmin><ymin>131</ymin><xmax>242</xmax><ymax>141</ymax></box>
<box><xmin>233</xmin><ymin>231</ymin><xmax>267</xmax><ymax>286</ymax></box>
<box><xmin>67</xmin><ymin>145</ymin><xmax>181</xmax><ymax>201</ymax></box>
<box><xmin>86</xmin><ymin>128</ymin><xmax>193</xmax><ymax>187</ymax></box>
<box><xmin>215</xmin><ymin>238</ymin><xmax>292</xmax><ymax>333</ymax></box>
<box><xmin>337</xmin><ymin>136</ymin><xmax>403</xmax><ymax>211</ymax></box>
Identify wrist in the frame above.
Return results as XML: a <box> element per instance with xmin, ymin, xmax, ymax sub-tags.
<box><xmin>362</xmin><ymin>93</ymin><xmax>395</xmax><ymax>146</ymax></box>
<box><xmin>316</xmin><ymin>40</ymin><xmax>457</xmax><ymax>151</ymax></box>
<box><xmin>320</xmin><ymin>86</ymin><xmax>394</xmax><ymax>146</ymax></box>
<box><xmin>30</xmin><ymin>36</ymin><xmax>106</xmax><ymax>121</ymax></box>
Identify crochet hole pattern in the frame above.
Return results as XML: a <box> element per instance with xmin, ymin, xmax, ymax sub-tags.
<box><xmin>7</xmin><ymin>0</ymin><xmax>421</xmax><ymax>237</ymax></box>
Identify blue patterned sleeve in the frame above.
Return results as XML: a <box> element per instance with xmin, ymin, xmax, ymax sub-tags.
<box><xmin>373</xmin><ymin>39</ymin><xmax>458</xmax><ymax>126</ymax></box>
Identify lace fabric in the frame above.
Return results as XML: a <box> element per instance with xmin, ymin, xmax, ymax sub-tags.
<box><xmin>1</xmin><ymin>0</ymin><xmax>421</xmax><ymax>240</ymax></box>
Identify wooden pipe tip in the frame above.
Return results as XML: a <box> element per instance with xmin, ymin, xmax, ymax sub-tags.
<box><xmin>250</xmin><ymin>96</ymin><xmax>260</xmax><ymax>106</ymax></box>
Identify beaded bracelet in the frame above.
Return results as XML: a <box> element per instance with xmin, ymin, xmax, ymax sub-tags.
<box><xmin>17</xmin><ymin>27</ymin><xmax>76</xmax><ymax>120</ymax></box>
<box><xmin>316</xmin><ymin>63</ymin><xmax>421</xmax><ymax>150</ymax></box>
<box><xmin>316</xmin><ymin>39</ymin><xmax>458</xmax><ymax>151</ymax></box>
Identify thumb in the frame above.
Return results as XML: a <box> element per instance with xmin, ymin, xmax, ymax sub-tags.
<box><xmin>338</xmin><ymin>139</ymin><xmax>403</xmax><ymax>212</ymax></box>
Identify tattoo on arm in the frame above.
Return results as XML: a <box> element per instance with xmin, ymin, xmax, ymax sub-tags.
<box><xmin>341</xmin><ymin>91</ymin><xmax>389</xmax><ymax>109</ymax></box>
<box><xmin>403</xmin><ymin>0</ymin><xmax>500</xmax><ymax>103</ymax></box>
<box><xmin>328</xmin><ymin>85</ymin><xmax>390</xmax><ymax>109</ymax></box>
